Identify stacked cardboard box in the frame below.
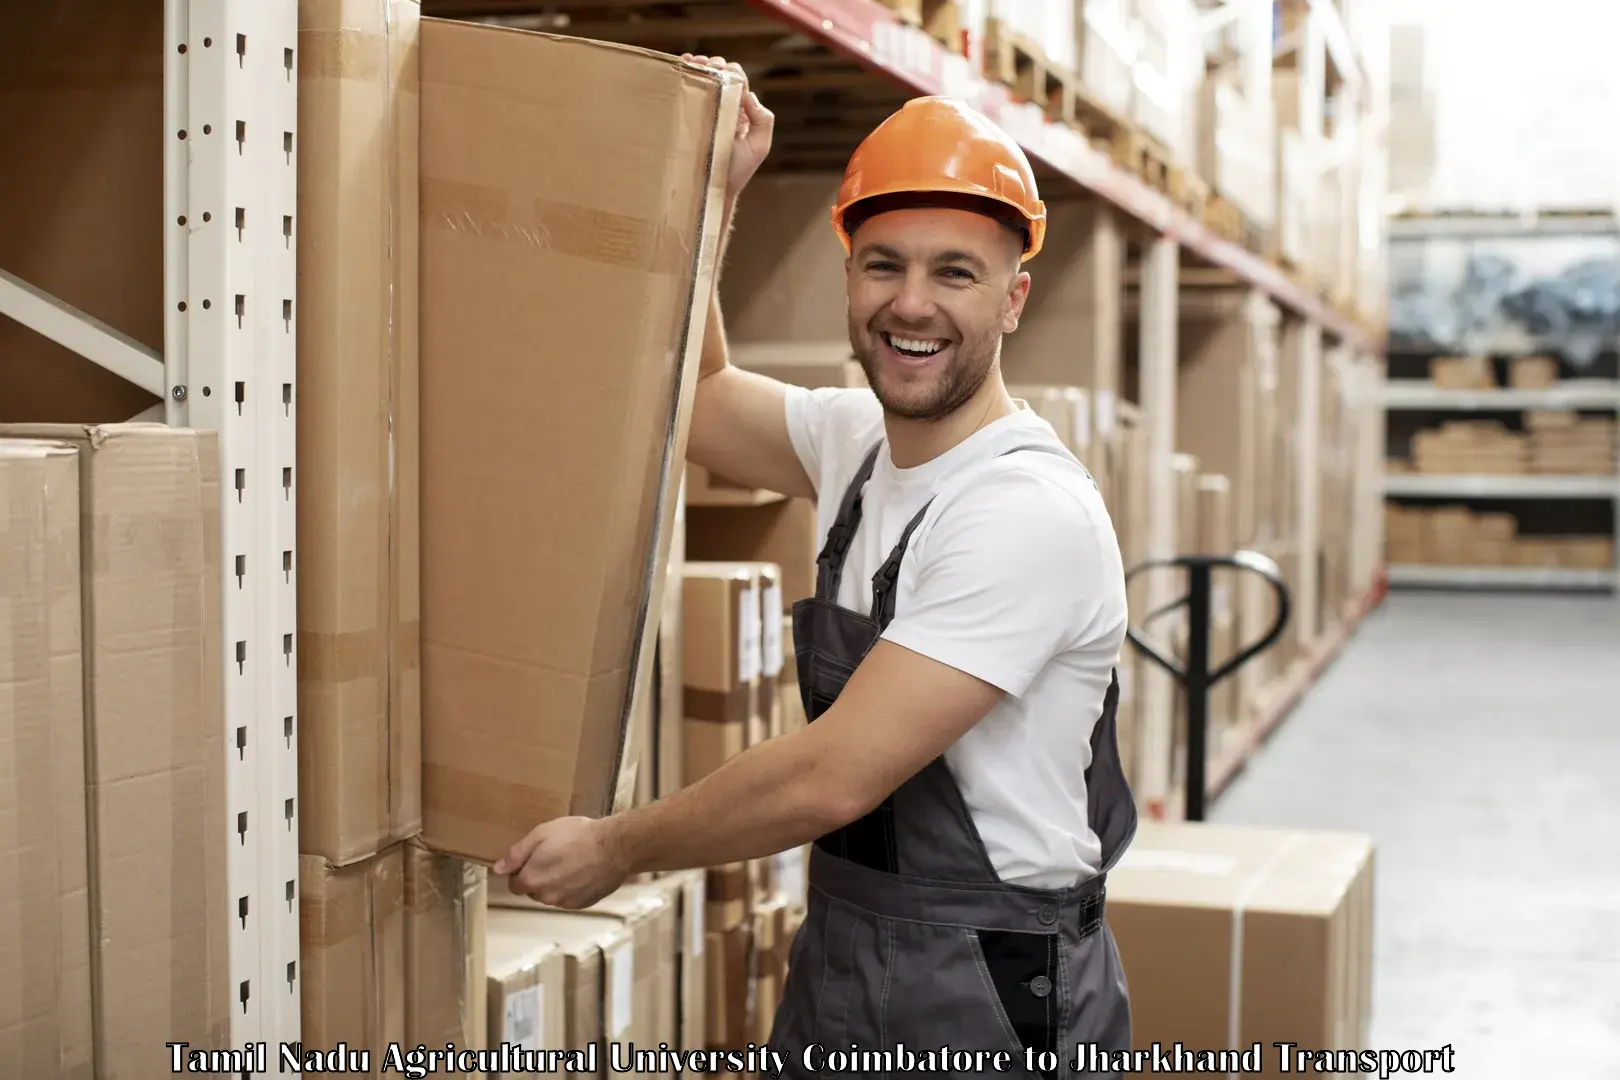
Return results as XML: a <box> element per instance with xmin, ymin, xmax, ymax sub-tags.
<box><xmin>1385</xmin><ymin>504</ymin><xmax>1613</xmax><ymax>571</ymax></box>
<box><xmin>1508</xmin><ymin>355</ymin><xmax>1558</xmax><ymax>389</ymax></box>
<box><xmin>1526</xmin><ymin>414</ymin><xmax>1616</xmax><ymax>476</ymax></box>
<box><xmin>0</xmin><ymin>426</ymin><xmax>230</xmax><ymax>1079</ymax></box>
<box><xmin>297</xmin><ymin>2</ymin><xmax>494</xmax><ymax>1051</ymax></box>
<box><xmin>1124</xmin><ymin>0</ymin><xmax>1201</xmax><ymax>164</ymax></box>
<box><xmin>1071</xmin><ymin>0</ymin><xmax>1137</xmax><ymax>117</ymax></box>
<box><xmin>293</xmin><ymin>9</ymin><xmax>742</xmax><ymax>1057</ymax></box>
<box><xmin>1412</xmin><ymin>421</ymin><xmax>1528</xmax><ymax>475</ymax></box>
<box><xmin>1429</xmin><ymin>355</ymin><xmax>1495</xmax><ymax>390</ymax></box>
<box><xmin>1109</xmin><ymin>822</ymin><xmax>1376</xmax><ymax>1064</ymax></box>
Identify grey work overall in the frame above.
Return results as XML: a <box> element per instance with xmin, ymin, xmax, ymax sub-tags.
<box><xmin>769</xmin><ymin>442</ymin><xmax>1138</xmax><ymax>1079</ymax></box>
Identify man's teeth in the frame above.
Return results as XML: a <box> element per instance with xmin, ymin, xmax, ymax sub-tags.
<box><xmin>888</xmin><ymin>335</ymin><xmax>946</xmax><ymax>356</ymax></box>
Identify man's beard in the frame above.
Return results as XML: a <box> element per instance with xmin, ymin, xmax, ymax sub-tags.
<box><xmin>850</xmin><ymin>318</ymin><xmax>998</xmax><ymax>423</ymax></box>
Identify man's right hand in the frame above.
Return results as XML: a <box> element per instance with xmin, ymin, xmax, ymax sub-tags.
<box><xmin>679</xmin><ymin>53</ymin><xmax>815</xmax><ymax>502</ymax></box>
<box><xmin>682</xmin><ymin>55</ymin><xmax>774</xmax><ymax>204</ymax></box>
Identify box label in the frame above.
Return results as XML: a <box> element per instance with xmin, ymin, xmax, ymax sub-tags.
<box><xmin>738</xmin><ymin>584</ymin><xmax>761</xmax><ymax>684</ymax></box>
<box><xmin>689</xmin><ymin>876</ymin><xmax>707</xmax><ymax>957</ymax></box>
<box><xmin>610</xmin><ymin>940</ymin><xmax>634</xmax><ymax>1038</ymax></box>
<box><xmin>504</xmin><ymin>985</ymin><xmax>542</xmax><ymax>1050</ymax></box>
<box><xmin>762</xmin><ymin>583</ymin><xmax>783</xmax><ymax>677</ymax></box>
<box><xmin>775</xmin><ymin>846</ymin><xmax>806</xmax><ymax>901</ymax></box>
<box><xmin>1071</xmin><ymin>397</ymin><xmax>1091</xmax><ymax>451</ymax></box>
<box><xmin>1096</xmin><ymin>390</ymin><xmax>1117</xmax><ymax>438</ymax></box>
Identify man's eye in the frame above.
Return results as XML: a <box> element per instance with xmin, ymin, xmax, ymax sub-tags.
<box><xmin>941</xmin><ymin>267</ymin><xmax>973</xmax><ymax>280</ymax></box>
<box><xmin>866</xmin><ymin>261</ymin><xmax>900</xmax><ymax>273</ymax></box>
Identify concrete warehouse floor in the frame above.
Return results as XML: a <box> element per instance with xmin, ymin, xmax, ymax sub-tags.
<box><xmin>1210</xmin><ymin>591</ymin><xmax>1620</xmax><ymax>1079</ymax></box>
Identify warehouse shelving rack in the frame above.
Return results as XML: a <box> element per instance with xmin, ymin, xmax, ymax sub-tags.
<box><xmin>417</xmin><ymin>0</ymin><xmax>1388</xmax><ymax>817</ymax></box>
<box><xmin>0</xmin><ymin>7</ymin><xmax>1385</xmax><ymax>1039</ymax></box>
<box><xmin>1382</xmin><ymin>210</ymin><xmax>1620</xmax><ymax>594</ymax></box>
<box><xmin>0</xmin><ymin>0</ymin><xmax>303</xmax><ymax>1050</ymax></box>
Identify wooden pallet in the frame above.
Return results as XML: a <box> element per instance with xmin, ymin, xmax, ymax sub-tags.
<box><xmin>876</xmin><ymin>0</ymin><xmax>965</xmax><ymax>51</ymax></box>
<box><xmin>1109</xmin><ymin>126</ymin><xmax>1172</xmax><ymax>195</ymax></box>
<box><xmin>1204</xmin><ymin>193</ymin><xmax>1265</xmax><ymax>253</ymax></box>
<box><xmin>1168</xmin><ymin>167</ymin><xmax>1210</xmax><ymax>222</ymax></box>
<box><xmin>981</xmin><ymin>17</ymin><xmax>1076</xmax><ymax>127</ymax></box>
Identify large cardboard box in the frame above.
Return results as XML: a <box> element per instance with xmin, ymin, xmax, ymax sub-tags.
<box><xmin>299</xmin><ymin>845</ymin><xmax>407</xmax><ymax>1074</ymax></box>
<box><xmin>1108</xmin><ymin>822</ymin><xmax>1375</xmax><ymax>1072</ymax></box>
<box><xmin>651</xmin><ymin>869</ymin><xmax>709</xmax><ymax>1049</ymax></box>
<box><xmin>729</xmin><ymin>341</ymin><xmax>868</xmax><ymax>393</ymax></box>
<box><xmin>417</xmin><ymin>19</ymin><xmax>741</xmax><ymax>863</ymax></box>
<box><xmin>682</xmin><ymin>563</ymin><xmax>763</xmax><ymax>782</ymax></box>
<box><xmin>686</xmin><ymin>499</ymin><xmax>817</xmax><ymax>619</ymax></box>
<box><xmin>403</xmin><ymin>840</ymin><xmax>487</xmax><ymax>1050</ymax></box>
<box><xmin>0</xmin><ymin>424</ymin><xmax>230</xmax><ymax>1077</ymax></box>
<box><xmin>483</xmin><ymin>909</ymin><xmax>635</xmax><ymax>1079</ymax></box>
<box><xmin>485</xmin><ymin>932</ymin><xmax>567</xmax><ymax>1068</ymax></box>
<box><xmin>0</xmin><ymin>443</ymin><xmax>92</xmax><ymax>1079</ymax></box>
<box><xmin>488</xmin><ymin>875</ymin><xmax>688</xmax><ymax>1062</ymax></box>
<box><xmin>295</xmin><ymin>0</ymin><xmax>424</xmax><ymax>866</ymax></box>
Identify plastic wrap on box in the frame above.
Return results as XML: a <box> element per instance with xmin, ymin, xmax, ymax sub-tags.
<box><xmin>1075</xmin><ymin>0</ymin><xmax>1137</xmax><ymax>117</ymax></box>
<box><xmin>1199</xmin><ymin>75</ymin><xmax>1276</xmax><ymax>229</ymax></box>
<box><xmin>1388</xmin><ymin>231</ymin><xmax>1620</xmax><ymax>362</ymax></box>
<box><xmin>1126</xmin><ymin>0</ymin><xmax>1201</xmax><ymax>162</ymax></box>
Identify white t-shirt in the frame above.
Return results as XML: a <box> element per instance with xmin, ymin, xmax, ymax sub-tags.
<box><xmin>783</xmin><ymin>384</ymin><xmax>1128</xmax><ymax>888</ymax></box>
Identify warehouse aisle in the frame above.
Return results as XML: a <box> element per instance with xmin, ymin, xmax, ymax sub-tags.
<box><xmin>1210</xmin><ymin>592</ymin><xmax>1620</xmax><ymax>1079</ymax></box>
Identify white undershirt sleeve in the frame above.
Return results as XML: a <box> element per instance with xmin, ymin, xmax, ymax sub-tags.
<box><xmin>879</xmin><ymin>469</ymin><xmax>1107</xmax><ymax>699</ymax></box>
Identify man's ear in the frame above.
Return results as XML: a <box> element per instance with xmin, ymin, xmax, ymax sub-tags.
<box><xmin>1003</xmin><ymin>271</ymin><xmax>1032</xmax><ymax>333</ymax></box>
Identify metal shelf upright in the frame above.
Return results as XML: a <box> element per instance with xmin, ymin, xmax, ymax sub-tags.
<box><xmin>165</xmin><ymin>0</ymin><xmax>303</xmax><ymax>1048</ymax></box>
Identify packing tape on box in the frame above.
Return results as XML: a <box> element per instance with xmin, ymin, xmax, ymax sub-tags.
<box><xmin>1225</xmin><ymin>835</ymin><xmax>1306</xmax><ymax>1075</ymax></box>
<box><xmin>421</xmin><ymin>763</ymin><xmax>567</xmax><ymax>852</ymax></box>
<box><xmin>301</xmin><ymin>854</ymin><xmax>405</xmax><ymax>948</ymax></box>
<box><xmin>421</xmin><ymin>176</ymin><xmax>693</xmax><ymax>276</ymax></box>
<box><xmin>684</xmin><ymin>683</ymin><xmax>750</xmax><ymax>725</ymax></box>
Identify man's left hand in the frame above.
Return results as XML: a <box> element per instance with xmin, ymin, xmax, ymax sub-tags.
<box><xmin>494</xmin><ymin>816</ymin><xmax>629</xmax><ymax>909</ymax></box>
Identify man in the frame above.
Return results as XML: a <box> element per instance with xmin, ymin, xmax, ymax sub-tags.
<box><xmin>495</xmin><ymin>58</ymin><xmax>1136</xmax><ymax>1073</ymax></box>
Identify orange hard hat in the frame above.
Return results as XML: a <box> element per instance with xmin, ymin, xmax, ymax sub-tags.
<box><xmin>831</xmin><ymin>96</ymin><xmax>1047</xmax><ymax>262</ymax></box>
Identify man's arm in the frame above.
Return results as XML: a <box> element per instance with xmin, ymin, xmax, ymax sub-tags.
<box><xmin>602</xmin><ymin>639</ymin><xmax>1005</xmax><ymax>874</ymax></box>
<box><xmin>495</xmin><ymin>472</ymin><xmax>1108</xmax><ymax>906</ymax></box>
<box><xmin>681</xmin><ymin>62</ymin><xmax>817</xmax><ymax>500</ymax></box>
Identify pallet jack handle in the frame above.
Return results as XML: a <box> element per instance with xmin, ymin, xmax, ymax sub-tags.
<box><xmin>1123</xmin><ymin>551</ymin><xmax>1292</xmax><ymax>822</ymax></box>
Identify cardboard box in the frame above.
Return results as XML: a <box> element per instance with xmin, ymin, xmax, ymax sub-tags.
<box><xmin>706</xmin><ymin>862</ymin><xmax>751</xmax><ymax>932</ymax></box>
<box><xmin>417</xmin><ymin>19</ymin><xmax>741</xmax><ymax>862</ymax></box>
<box><xmin>403</xmin><ymin>840</ymin><xmax>488</xmax><ymax>1050</ymax></box>
<box><xmin>1429</xmin><ymin>355</ymin><xmax>1494</xmax><ymax>390</ymax></box>
<box><xmin>729</xmin><ymin>341</ymin><xmax>869</xmax><ymax>392</ymax></box>
<box><xmin>299</xmin><ymin>846</ymin><xmax>407</xmax><ymax>1070</ymax></box>
<box><xmin>1509</xmin><ymin>355</ymin><xmax>1558</xmax><ymax>389</ymax></box>
<box><xmin>0</xmin><ymin>424</ymin><xmax>231</xmax><ymax>1075</ymax></box>
<box><xmin>485</xmin><ymin>932</ymin><xmax>567</xmax><ymax>1066</ymax></box>
<box><xmin>748</xmin><ymin>895</ymin><xmax>792</xmax><ymax>1044</ymax></box>
<box><xmin>585</xmin><ymin>881</ymin><xmax>682</xmax><ymax>1058</ymax></box>
<box><xmin>295</xmin><ymin>0</ymin><xmax>424</xmax><ymax>866</ymax></box>
<box><xmin>483</xmin><ymin>909</ymin><xmax>635</xmax><ymax>1078</ymax></box>
<box><xmin>649</xmin><ymin>480</ymin><xmax>686</xmax><ymax>803</ymax></box>
<box><xmin>686</xmin><ymin>499</ymin><xmax>817</xmax><ymax>618</ymax></box>
<box><xmin>1108</xmin><ymin>822</ymin><xmax>1375</xmax><ymax>1071</ymax></box>
<box><xmin>706</xmin><ymin>924</ymin><xmax>751</xmax><ymax>1050</ymax></box>
<box><xmin>1007</xmin><ymin>384</ymin><xmax>1094</xmax><ymax>460</ymax></box>
<box><xmin>0</xmin><ymin>442</ymin><xmax>92</xmax><ymax>1079</ymax></box>
<box><xmin>652</xmin><ymin>869</ymin><xmax>709</xmax><ymax>1049</ymax></box>
<box><xmin>682</xmin><ymin>563</ymin><xmax>762</xmax><ymax>781</ymax></box>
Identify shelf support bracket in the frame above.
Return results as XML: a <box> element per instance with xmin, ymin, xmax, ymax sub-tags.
<box><xmin>0</xmin><ymin>266</ymin><xmax>166</xmax><ymax>398</ymax></box>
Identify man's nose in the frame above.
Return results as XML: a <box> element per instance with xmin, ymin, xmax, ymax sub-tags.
<box><xmin>889</xmin><ymin>269</ymin><xmax>937</xmax><ymax>322</ymax></box>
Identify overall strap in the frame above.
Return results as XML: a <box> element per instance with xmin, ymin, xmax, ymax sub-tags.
<box><xmin>870</xmin><ymin>442</ymin><xmax>1079</xmax><ymax>628</ymax></box>
<box><xmin>814</xmin><ymin>441</ymin><xmax>885</xmax><ymax>602</ymax></box>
